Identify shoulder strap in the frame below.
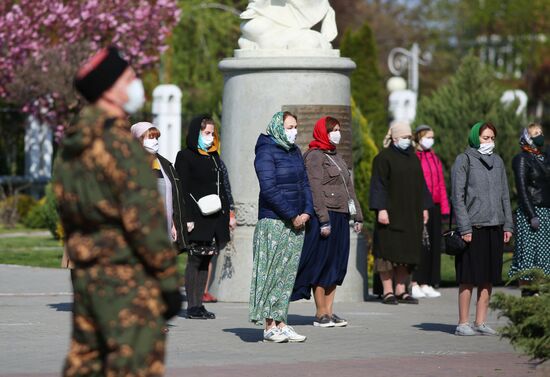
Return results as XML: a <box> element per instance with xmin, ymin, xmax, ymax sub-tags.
<box><xmin>325</xmin><ymin>154</ymin><xmax>352</xmax><ymax>200</ymax></box>
<box><xmin>449</xmin><ymin>153</ymin><xmax>471</xmax><ymax>229</ymax></box>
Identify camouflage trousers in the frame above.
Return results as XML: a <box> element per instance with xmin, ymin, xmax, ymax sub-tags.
<box><xmin>63</xmin><ymin>264</ymin><xmax>167</xmax><ymax>377</ymax></box>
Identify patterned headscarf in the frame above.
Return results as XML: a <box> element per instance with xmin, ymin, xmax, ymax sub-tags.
<box><xmin>267</xmin><ymin>111</ymin><xmax>293</xmax><ymax>151</ymax></box>
<box><xmin>468</xmin><ymin>121</ymin><xmax>484</xmax><ymax>149</ymax></box>
<box><xmin>519</xmin><ymin>128</ymin><xmax>544</xmax><ymax>161</ymax></box>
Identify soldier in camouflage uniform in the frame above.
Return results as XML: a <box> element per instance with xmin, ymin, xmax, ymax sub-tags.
<box><xmin>53</xmin><ymin>47</ymin><xmax>182</xmax><ymax>377</ymax></box>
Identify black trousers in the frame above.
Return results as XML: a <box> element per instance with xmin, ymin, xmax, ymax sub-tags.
<box><xmin>414</xmin><ymin>205</ymin><xmax>442</xmax><ymax>287</ymax></box>
<box><xmin>185</xmin><ymin>254</ymin><xmax>213</xmax><ymax>308</ymax></box>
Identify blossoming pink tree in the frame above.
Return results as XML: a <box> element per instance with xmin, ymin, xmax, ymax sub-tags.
<box><xmin>0</xmin><ymin>0</ymin><xmax>181</xmax><ymax>137</ymax></box>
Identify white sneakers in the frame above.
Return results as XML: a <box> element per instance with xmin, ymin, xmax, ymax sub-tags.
<box><xmin>421</xmin><ymin>285</ymin><xmax>442</xmax><ymax>297</ymax></box>
<box><xmin>411</xmin><ymin>284</ymin><xmax>426</xmax><ymax>298</ymax></box>
<box><xmin>263</xmin><ymin>325</ymin><xmax>307</xmax><ymax>343</ymax></box>
<box><xmin>280</xmin><ymin>325</ymin><xmax>307</xmax><ymax>342</ymax></box>
<box><xmin>263</xmin><ymin>327</ymin><xmax>288</xmax><ymax>343</ymax></box>
<box><xmin>411</xmin><ymin>284</ymin><xmax>441</xmax><ymax>299</ymax></box>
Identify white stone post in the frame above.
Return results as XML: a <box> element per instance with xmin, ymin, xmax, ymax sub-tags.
<box><xmin>152</xmin><ymin>85</ymin><xmax>182</xmax><ymax>163</ymax></box>
<box><xmin>24</xmin><ymin>116</ymin><xmax>53</xmax><ymax>180</ymax></box>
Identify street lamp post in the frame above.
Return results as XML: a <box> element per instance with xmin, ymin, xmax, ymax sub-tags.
<box><xmin>387</xmin><ymin>43</ymin><xmax>432</xmax><ymax>93</ymax></box>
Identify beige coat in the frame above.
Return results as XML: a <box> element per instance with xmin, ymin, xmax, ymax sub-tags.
<box><xmin>303</xmin><ymin>149</ymin><xmax>363</xmax><ymax>224</ymax></box>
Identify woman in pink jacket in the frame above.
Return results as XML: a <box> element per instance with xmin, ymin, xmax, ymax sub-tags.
<box><xmin>410</xmin><ymin>125</ymin><xmax>450</xmax><ymax>298</ymax></box>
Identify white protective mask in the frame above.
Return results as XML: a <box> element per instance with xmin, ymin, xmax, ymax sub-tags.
<box><xmin>123</xmin><ymin>79</ymin><xmax>145</xmax><ymax>114</ymax></box>
<box><xmin>396</xmin><ymin>138</ymin><xmax>411</xmax><ymax>150</ymax></box>
<box><xmin>329</xmin><ymin>131</ymin><xmax>341</xmax><ymax>145</ymax></box>
<box><xmin>285</xmin><ymin>128</ymin><xmax>298</xmax><ymax>144</ymax></box>
<box><xmin>478</xmin><ymin>142</ymin><xmax>495</xmax><ymax>155</ymax></box>
<box><xmin>143</xmin><ymin>138</ymin><xmax>159</xmax><ymax>154</ymax></box>
<box><xmin>420</xmin><ymin>137</ymin><xmax>434</xmax><ymax>150</ymax></box>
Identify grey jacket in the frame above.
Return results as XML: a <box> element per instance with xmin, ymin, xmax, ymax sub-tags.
<box><xmin>451</xmin><ymin>148</ymin><xmax>513</xmax><ymax>234</ymax></box>
<box><xmin>303</xmin><ymin>149</ymin><xmax>363</xmax><ymax>224</ymax></box>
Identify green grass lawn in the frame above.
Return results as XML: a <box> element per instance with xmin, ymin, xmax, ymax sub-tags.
<box><xmin>0</xmin><ymin>224</ymin><xmax>31</xmax><ymax>234</ymax></box>
<box><xmin>0</xmin><ymin>235</ymin><xmax>188</xmax><ymax>274</ymax></box>
<box><xmin>1</xmin><ymin>233</ymin><xmax>512</xmax><ymax>287</ymax></box>
<box><xmin>0</xmin><ymin>236</ymin><xmax>64</xmax><ymax>268</ymax></box>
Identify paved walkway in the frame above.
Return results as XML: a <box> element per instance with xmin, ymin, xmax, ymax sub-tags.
<box><xmin>0</xmin><ymin>265</ymin><xmax>542</xmax><ymax>377</ymax></box>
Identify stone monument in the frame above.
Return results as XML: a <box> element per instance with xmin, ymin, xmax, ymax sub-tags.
<box><xmin>210</xmin><ymin>0</ymin><xmax>368</xmax><ymax>302</ymax></box>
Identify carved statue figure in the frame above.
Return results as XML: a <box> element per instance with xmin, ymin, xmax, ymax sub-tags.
<box><xmin>238</xmin><ymin>0</ymin><xmax>337</xmax><ymax>51</ymax></box>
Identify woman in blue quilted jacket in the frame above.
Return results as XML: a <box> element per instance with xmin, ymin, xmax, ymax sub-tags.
<box><xmin>249</xmin><ymin>111</ymin><xmax>314</xmax><ymax>343</ymax></box>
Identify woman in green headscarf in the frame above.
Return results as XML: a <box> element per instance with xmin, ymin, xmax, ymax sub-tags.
<box><xmin>450</xmin><ymin>121</ymin><xmax>513</xmax><ymax>336</ymax></box>
<box><xmin>249</xmin><ymin>111</ymin><xmax>314</xmax><ymax>343</ymax></box>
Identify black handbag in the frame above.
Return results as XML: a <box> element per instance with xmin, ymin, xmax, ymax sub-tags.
<box><xmin>188</xmin><ymin>240</ymin><xmax>218</xmax><ymax>256</ymax></box>
<box><xmin>443</xmin><ymin>154</ymin><xmax>470</xmax><ymax>256</ymax></box>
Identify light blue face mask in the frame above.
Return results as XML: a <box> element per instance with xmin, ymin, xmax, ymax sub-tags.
<box><xmin>396</xmin><ymin>138</ymin><xmax>411</xmax><ymax>150</ymax></box>
<box><xmin>198</xmin><ymin>133</ymin><xmax>214</xmax><ymax>151</ymax></box>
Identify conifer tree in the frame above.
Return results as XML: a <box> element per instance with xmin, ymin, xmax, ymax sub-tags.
<box><xmin>415</xmin><ymin>54</ymin><xmax>523</xmax><ymax>196</ymax></box>
<box><xmin>351</xmin><ymin>98</ymin><xmax>378</xmax><ymax>230</ymax></box>
<box><xmin>340</xmin><ymin>22</ymin><xmax>388</xmax><ymax>149</ymax></box>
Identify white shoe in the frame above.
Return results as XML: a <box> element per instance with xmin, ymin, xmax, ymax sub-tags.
<box><xmin>421</xmin><ymin>285</ymin><xmax>441</xmax><ymax>298</ymax></box>
<box><xmin>411</xmin><ymin>285</ymin><xmax>426</xmax><ymax>299</ymax></box>
<box><xmin>280</xmin><ymin>325</ymin><xmax>307</xmax><ymax>342</ymax></box>
<box><xmin>263</xmin><ymin>327</ymin><xmax>288</xmax><ymax>343</ymax></box>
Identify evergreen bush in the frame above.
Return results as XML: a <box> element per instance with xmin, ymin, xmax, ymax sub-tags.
<box><xmin>340</xmin><ymin>21</ymin><xmax>388</xmax><ymax>149</ymax></box>
<box><xmin>22</xmin><ymin>197</ymin><xmax>48</xmax><ymax>229</ymax></box>
<box><xmin>22</xmin><ymin>184</ymin><xmax>61</xmax><ymax>239</ymax></box>
<box><xmin>43</xmin><ymin>184</ymin><xmax>61</xmax><ymax>240</ymax></box>
<box><xmin>415</xmin><ymin>54</ymin><xmax>524</xmax><ymax>196</ymax></box>
<box><xmin>351</xmin><ymin>98</ymin><xmax>378</xmax><ymax>230</ymax></box>
<box><xmin>490</xmin><ymin>270</ymin><xmax>550</xmax><ymax>361</ymax></box>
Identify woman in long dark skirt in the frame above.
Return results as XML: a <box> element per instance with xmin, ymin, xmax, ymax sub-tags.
<box><xmin>451</xmin><ymin>121</ymin><xmax>513</xmax><ymax>336</ymax></box>
<box><xmin>291</xmin><ymin>116</ymin><xmax>363</xmax><ymax>328</ymax></box>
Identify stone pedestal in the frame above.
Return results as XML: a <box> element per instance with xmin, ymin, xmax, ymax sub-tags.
<box><xmin>209</xmin><ymin>56</ymin><xmax>368</xmax><ymax>302</ymax></box>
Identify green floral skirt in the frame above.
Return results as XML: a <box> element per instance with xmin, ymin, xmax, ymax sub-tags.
<box><xmin>249</xmin><ymin>218</ymin><xmax>305</xmax><ymax>325</ymax></box>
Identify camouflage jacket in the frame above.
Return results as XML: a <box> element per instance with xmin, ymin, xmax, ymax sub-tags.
<box><xmin>52</xmin><ymin>106</ymin><xmax>180</xmax><ymax>292</ymax></box>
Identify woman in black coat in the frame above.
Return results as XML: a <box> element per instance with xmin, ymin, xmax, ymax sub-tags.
<box><xmin>175</xmin><ymin>115</ymin><xmax>231</xmax><ymax>319</ymax></box>
<box><xmin>369</xmin><ymin>121</ymin><xmax>432</xmax><ymax>305</ymax></box>
<box><xmin>509</xmin><ymin>123</ymin><xmax>550</xmax><ymax>295</ymax></box>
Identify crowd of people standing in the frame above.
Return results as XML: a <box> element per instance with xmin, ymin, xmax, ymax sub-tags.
<box><xmin>53</xmin><ymin>46</ymin><xmax>549</xmax><ymax>374</ymax></box>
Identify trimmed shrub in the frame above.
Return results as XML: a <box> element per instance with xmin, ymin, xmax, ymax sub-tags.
<box><xmin>490</xmin><ymin>270</ymin><xmax>550</xmax><ymax>361</ymax></box>
<box><xmin>22</xmin><ymin>197</ymin><xmax>48</xmax><ymax>229</ymax></box>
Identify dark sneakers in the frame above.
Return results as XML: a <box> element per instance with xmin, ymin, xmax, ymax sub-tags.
<box><xmin>313</xmin><ymin>314</ymin><xmax>335</xmax><ymax>328</ymax></box>
<box><xmin>186</xmin><ymin>306</ymin><xmax>207</xmax><ymax>319</ymax></box>
<box><xmin>199</xmin><ymin>305</ymin><xmax>216</xmax><ymax>319</ymax></box>
<box><xmin>186</xmin><ymin>305</ymin><xmax>216</xmax><ymax>319</ymax></box>
<box><xmin>331</xmin><ymin>314</ymin><xmax>348</xmax><ymax>327</ymax></box>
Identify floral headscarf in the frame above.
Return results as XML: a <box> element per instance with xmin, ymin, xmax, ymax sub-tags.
<box><xmin>519</xmin><ymin>128</ymin><xmax>544</xmax><ymax>161</ymax></box>
<box><xmin>267</xmin><ymin>111</ymin><xmax>293</xmax><ymax>151</ymax></box>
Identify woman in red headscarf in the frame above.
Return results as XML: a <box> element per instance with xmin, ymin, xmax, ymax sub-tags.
<box><xmin>291</xmin><ymin>116</ymin><xmax>363</xmax><ymax>328</ymax></box>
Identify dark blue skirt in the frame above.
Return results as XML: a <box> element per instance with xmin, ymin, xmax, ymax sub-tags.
<box><xmin>291</xmin><ymin>211</ymin><xmax>351</xmax><ymax>301</ymax></box>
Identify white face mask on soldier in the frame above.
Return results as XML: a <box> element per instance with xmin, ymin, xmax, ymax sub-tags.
<box><xmin>478</xmin><ymin>142</ymin><xmax>495</xmax><ymax>155</ymax></box>
<box><xmin>285</xmin><ymin>128</ymin><xmax>298</xmax><ymax>144</ymax></box>
<box><xmin>329</xmin><ymin>131</ymin><xmax>341</xmax><ymax>145</ymax></box>
<box><xmin>123</xmin><ymin>79</ymin><xmax>145</xmax><ymax>114</ymax></box>
<box><xmin>143</xmin><ymin>138</ymin><xmax>159</xmax><ymax>154</ymax></box>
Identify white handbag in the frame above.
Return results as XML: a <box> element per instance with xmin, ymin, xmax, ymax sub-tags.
<box><xmin>190</xmin><ymin>157</ymin><xmax>222</xmax><ymax>216</ymax></box>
